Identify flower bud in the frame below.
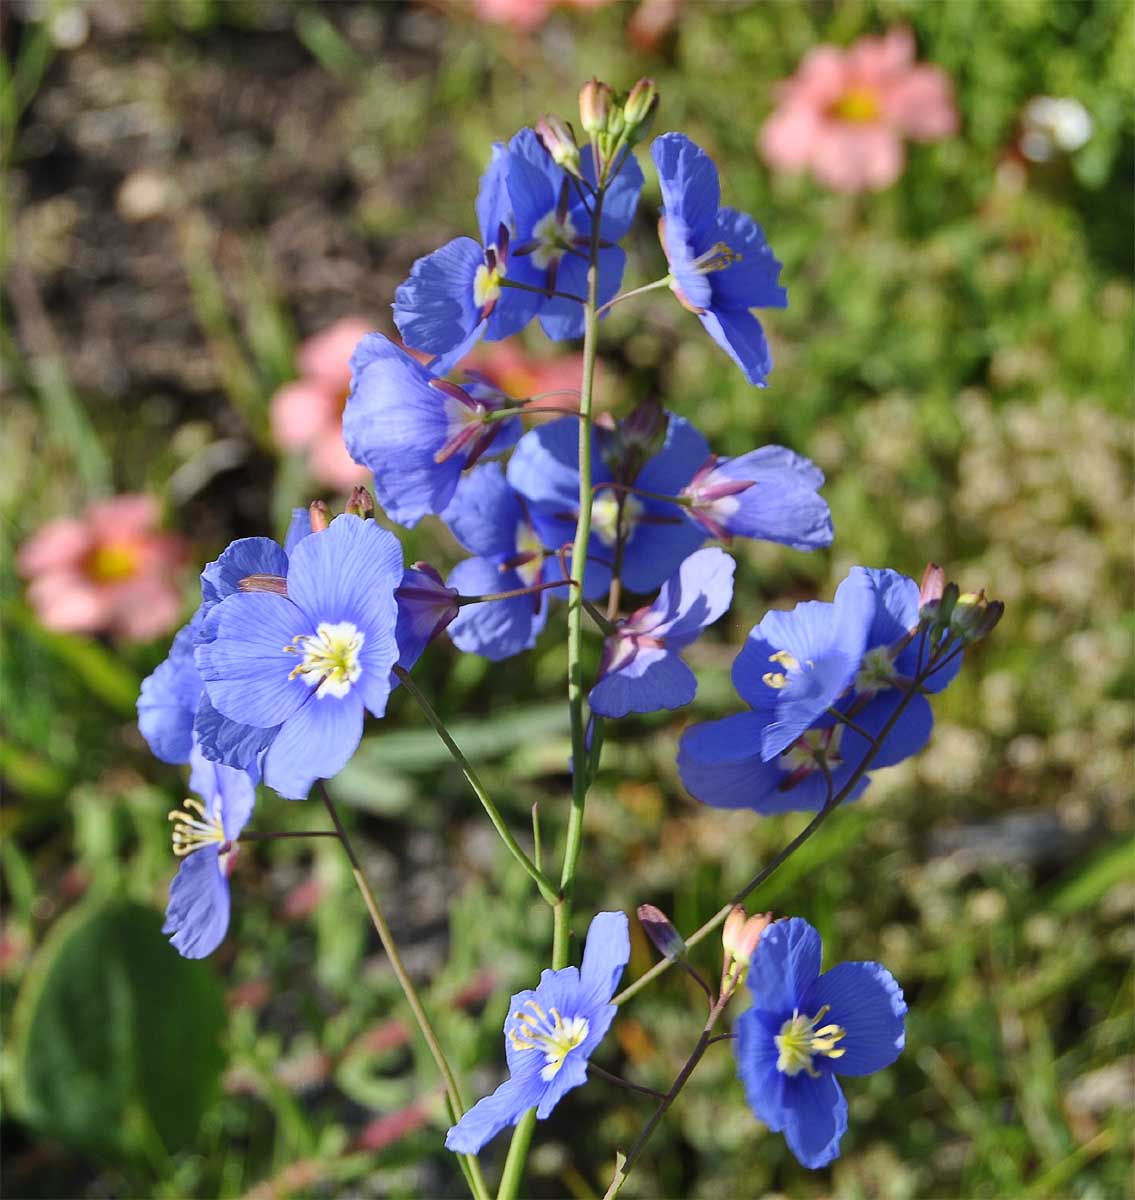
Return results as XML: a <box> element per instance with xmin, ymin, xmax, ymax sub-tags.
<box><xmin>623</xmin><ymin>78</ymin><xmax>659</xmax><ymax>142</ymax></box>
<box><xmin>346</xmin><ymin>485</ymin><xmax>375</xmax><ymax>519</ymax></box>
<box><xmin>308</xmin><ymin>499</ymin><xmax>331</xmax><ymax>533</ymax></box>
<box><xmin>722</xmin><ymin>906</ymin><xmax>772</xmax><ymax>967</ymax></box>
<box><xmin>918</xmin><ymin>562</ymin><xmax>946</xmax><ymax>611</ymax></box>
<box><xmin>637</xmin><ymin>904</ymin><xmax>684</xmax><ymax>960</ymax></box>
<box><xmin>579</xmin><ymin>78</ymin><xmax>614</xmax><ymax>135</ymax></box>
<box><xmin>536</xmin><ymin>115</ymin><xmax>582</xmax><ymax>178</ymax></box>
<box><xmin>950</xmin><ymin>590</ymin><xmax>1005</xmax><ymax>644</ymax></box>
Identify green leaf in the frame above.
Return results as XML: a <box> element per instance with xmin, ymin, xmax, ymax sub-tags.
<box><xmin>1046</xmin><ymin>839</ymin><xmax>1135</xmax><ymax>915</ymax></box>
<box><xmin>8</xmin><ymin>898</ymin><xmax>226</xmax><ymax>1158</ymax></box>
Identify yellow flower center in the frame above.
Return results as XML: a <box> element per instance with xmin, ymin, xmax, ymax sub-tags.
<box><xmin>591</xmin><ymin>492</ymin><xmax>644</xmax><ymax>548</ymax></box>
<box><xmin>514</xmin><ymin>520</ymin><xmax>544</xmax><ymax>588</ymax></box>
<box><xmin>284</xmin><ymin>621</ymin><xmax>365</xmax><ymax>699</ymax></box>
<box><xmin>507</xmin><ymin>998</ymin><xmax>590</xmax><ymax>1082</ymax></box>
<box><xmin>473</xmin><ymin>262</ymin><xmax>503</xmax><ymax>310</ymax></box>
<box><xmin>168</xmin><ymin>797</ymin><xmax>227</xmax><ymax>857</ymax></box>
<box><xmin>89</xmin><ymin>541</ymin><xmax>139</xmax><ymax>583</ymax></box>
<box><xmin>832</xmin><ymin>86</ymin><xmax>881</xmax><ymax>124</ymax></box>
<box><xmin>775</xmin><ymin>1005</ymin><xmax>847</xmax><ymax>1078</ymax></box>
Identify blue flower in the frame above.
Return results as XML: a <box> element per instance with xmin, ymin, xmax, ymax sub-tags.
<box><xmin>394</xmin><ymin>143</ymin><xmax>539</xmax><ymax>367</ymax></box>
<box><xmin>506</xmin><ymin>413</ymin><xmax>708</xmax><ymax>595</ymax></box>
<box><xmin>445</xmin><ymin>910</ymin><xmax>630</xmax><ymax>1154</ymax></box>
<box><xmin>505</xmin><ymin>129</ymin><xmax>644</xmax><ymax>341</ymax></box>
<box><xmin>651</xmin><ymin>133</ymin><xmax>786</xmax><ymax>386</ymax></box>
<box><xmin>138</xmin><ymin>608</ymin><xmax>206</xmax><ymax>764</ymax></box>
<box><xmin>343</xmin><ymin>334</ymin><xmax>521</xmax><ymax>528</ymax></box>
<box><xmin>195</xmin><ymin>515</ymin><xmax>403</xmax><ymax>799</ymax></box>
<box><xmin>163</xmin><ymin>745</ymin><xmax>257</xmax><ymax>959</ymax></box>
<box><xmin>681</xmin><ymin>446</ymin><xmax>833</xmax><ymax>549</ymax></box>
<box><xmin>589</xmin><ymin>547</ymin><xmax>734</xmax><ymax>718</ymax></box>
<box><xmin>393</xmin><ymin>562</ymin><xmax>459</xmax><ymax>674</ymax></box>
<box><xmin>735</xmin><ymin>918</ymin><xmax>906</xmax><ymax>1169</ymax></box>
<box><xmin>442</xmin><ymin>464</ymin><xmax>552</xmax><ymax>661</ymax></box>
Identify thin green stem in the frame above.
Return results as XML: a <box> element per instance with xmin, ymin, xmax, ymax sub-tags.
<box><xmin>592</xmin><ymin>479</ymin><xmax>692</xmax><ymax>508</ymax></box>
<box><xmin>595</xmin><ymin>276</ymin><xmax>672</xmax><ymax>317</ymax></box>
<box><xmin>826</xmin><ymin>706</ymin><xmax>878</xmax><ymax>747</ymax></box>
<box><xmin>455</xmin><ymin>579</ymin><xmax>573</xmax><ymax>606</ymax></box>
<box><xmin>500</xmin><ymin>277</ymin><xmax>586</xmax><ymax>304</ymax></box>
<box><xmin>589</xmin><ymin>1062</ymin><xmax>668</xmax><ymax>1100</ymax></box>
<box><xmin>316</xmin><ymin>783</ymin><xmax>488</xmax><ymax>1200</ymax></box>
<box><xmin>497</xmin><ymin>1109</ymin><xmax>536</xmax><ymax>1200</ymax></box>
<box><xmin>239</xmin><ymin>830</ymin><xmax>339</xmax><ymax>842</ymax></box>
<box><xmin>393</xmin><ymin>667</ymin><xmax>558</xmax><ymax>906</ymax></box>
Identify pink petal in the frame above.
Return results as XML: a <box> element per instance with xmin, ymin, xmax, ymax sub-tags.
<box><xmin>106</xmin><ymin>576</ymin><xmax>185</xmax><ymax>641</ymax></box>
<box><xmin>811</xmin><ymin>124</ymin><xmax>904</xmax><ymax>193</ymax></box>
<box><xmin>296</xmin><ymin>317</ymin><xmax>373</xmax><ymax>389</ymax></box>
<box><xmin>760</xmin><ymin>104</ymin><xmax>824</xmax><ymax>172</ymax></box>
<box><xmin>308</xmin><ymin>428</ymin><xmax>370</xmax><ymax>490</ymax></box>
<box><xmin>885</xmin><ymin>66</ymin><xmax>959</xmax><ymax>140</ymax></box>
<box><xmin>270</xmin><ymin>380</ymin><xmax>340</xmax><ymax>451</ymax></box>
<box><xmin>87</xmin><ymin>494</ymin><xmax>159</xmax><ymax>537</ymax></box>
<box><xmin>474</xmin><ymin>0</ymin><xmax>555</xmax><ymax>28</ymax></box>
<box><xmin>789</xmin><ymin>46</ymin><xmax>851</xmax><ymax>106</ymax></box>
<box><xmin>27</xmin><ymin>574</ymin><xmax>111</xmax><ymax>635</ymax></box>
<box><xmin>17</xmin><ymin>519</ymin><xmax>91</xmax><ymax>576</ymax></box>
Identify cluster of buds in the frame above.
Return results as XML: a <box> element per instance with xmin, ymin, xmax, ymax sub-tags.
<box><xmin>918</xmin><ymin>562</ymin><xmax>1004</xmax><ymax>648</ymax></box>
<box><xmin>537</xmin><ymin>78</ymin><xmax>659</xmax><ymax>187</ymax></box>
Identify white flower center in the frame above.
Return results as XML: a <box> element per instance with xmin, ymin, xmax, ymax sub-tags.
<box><xmin>285</xmin><ymin>621</ymin><xmax>365</xmax><ymax>699</ymax></box>
<box><xmin>775</xmin><ymin>1006</ymin><xmax>847</xmax><ymax>1078</ymax></box>
<box><xmin>530</xmin><ymin>208</ymin><xmax>578</xmax><ymax>270</ymax></box>
<box><xmin>507</xmin><ymin>998</ymin><xmax>590</xmax><ymax>1081</ymax></box>
<box><xmin>514</xmin><ymin>520</ymin><xmax>544</xmax><ymax>588</ymax></box>
<box><xmin>855</xmin><ymin>645</ymin><xmax>899</xmax><ymax>696</ymax></box>
<box><xmin>592</xmin><ymin>492</ymin><xmax>644</xmax><ymax>547</ymax></box>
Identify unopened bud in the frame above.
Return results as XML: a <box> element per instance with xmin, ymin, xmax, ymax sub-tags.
<box><xmin>637</xmin><ymin>904</ymin><xmax>684</xmax><ymax>960</ymax></box>
<box><xmin>579</xmin><ymin>78</ymin><xmax>614</xmax><ymax>135</ymax></box>
<box><xmin>918</xmin><ymin>562</ymin><xmax>946</xmax><ymax>611</ymax></box>
<box><xmin>723</xmin><ymin>906</ymin><xmax>772</xmax><ymax>967</ymax></box>
<box><xmin>535</xmin><ymin>115</ymin><xmax>581</xmax><ymax>178</ymax></box>
<box><xmin>951</xmin><ymin>590</ymin><xmax>1004</xmax><ymax>644</ymax></box>
<box><xmin>346</xmin><ymin>485</ymin><xmax>375</xmax><ymax>519</ymax></box>
<box><xmin>623</xmin><ymin>78</ymin><xmax>659</xmax><ymax>142</ymax></box>
<box><xmin>308</xmin><ymin>499</ymin><xmax>331</xmax><ymax>533</ymax></box>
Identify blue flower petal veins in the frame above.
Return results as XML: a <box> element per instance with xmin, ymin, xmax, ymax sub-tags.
<box><xmin>734</xmin><ymin>918</ymin><xmax>905</xmax><ymax>1169</ymax></box>
<box><xmin>445</xmin><ymin>911</ymin><xmax>629</xmax><ymax>1154</ymax></box>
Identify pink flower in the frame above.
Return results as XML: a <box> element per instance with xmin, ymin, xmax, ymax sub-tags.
<box><xmin>270</xmin><ymin>317</ymin><xmax>372</xmax><ymax>491</ymax></box>
<box><xmin>760</xmin><ymin>27</ymin><xmax>958</xmax><ymax>193</ymax></box>
<box><xmin>18</xmin><ymin>494</ymin><xmax>187</xmax><ymax>642</ymax></box>
<box><xmin>473</xmin><ymin>0</ymin><xmax>611</xmax><ymax>32</ymax></box>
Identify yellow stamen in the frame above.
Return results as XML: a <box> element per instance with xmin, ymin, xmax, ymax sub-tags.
<box><xmin>506</xmin><ymin>999</ymin><xmax>590</xmax><ymax>1081</ymax></box>
<box><xmin>168</xmin><ymin>797</ymin><xmax>227</xmax><ymax>857</ymax></box>
<box><xmin>775</xmin><ymin>1005</ymin><xmax>847</xmax><ymax>1078</ymax></box>
<box><xmin>763</xmin><ymin>648</ymin><xmax>802</xmax><ymax>690</ymax></box>
<box><xmin>283</xmin><ymin>621</ymin><xmax>365</xmax><ymax>699</ymax></box>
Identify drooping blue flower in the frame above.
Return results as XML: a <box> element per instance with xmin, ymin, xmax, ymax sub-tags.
<box><xmin>394</xmin><ymin>143</ymin><xmax>539</xmax><ymax>368</ymax></box>
<box><xmin>163</xmin><ymin>745</ymin><xmax>257</xmax><ymax>959</ymax></box>
<box><xmin>505</xmin><ymin>129</ymin><xmax>644</xmax><ymax>341</ymax></box>
<box><xmin>506</xmin><ymin>413</ymin><xmax>708</xmax><ymax>595</ymax></box>
<box><xmin>138</xmin><ymin>607</ymin><xmax>206</xmax><ymax>765</ymax></box>
<box><xmin>735</xmin><ymin>918</ymin><xmax>906</xmax><ymax>1169</ymax></box>
<box><xmin>393</xmin><ymin>562</ymin><xmax>460</xmax><ymax>674</ymax></box>
<box><xmin>651</xmin><ymin>132</ymin><xmax>786</xmax><ymax>386</ymax></box>
<box><xmin>589</xmin><ymin>547</ymin><xmax>735</xmax><ymax>718</ymax></box>
<box><xmin>195</xmin><ymin>515</ymin><xmax>402</xmax><ymax>799</ymax></box>
<box><xmin>442</xmin><ymin>464</ymin><xmax>553</xmax><ymax>661</ymax></box>
<box><xmin>343</xmin><ymin>334</ymin><xmax>521</xmax><ymax>528</ymax></box>
<box><xmin>445</xmin><ymin>910</ymin><xmax>630</xmax><ymax>1154</ymax></box>
<box><xmin>680</xmin><ymin>446</ymin><xmax>832</xmax><ymax>549</ymax></box>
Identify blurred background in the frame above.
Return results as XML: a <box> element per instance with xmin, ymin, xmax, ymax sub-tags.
<box><xmin>2</xmin><ymin>1</ymin><xmax>1132</xmax><ymax>1197</ymax></box>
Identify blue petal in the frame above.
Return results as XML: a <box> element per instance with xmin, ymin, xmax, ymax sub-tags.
<box><xmin>506</xmin><ymin>418</ymin><xmax>603</xmax><ymax>509</ymax></box>
<box><xmin>698</xmin><ymin>306</ymin><xmax>774</xmax><ymax>387</ymax></box>
<box><xmin>635</xmin><ymin>414</ymin><xmax>712</xmax><ymax>497</ymax></box>
<box><xmin>578</xmin><ymin>910</ymin><xmax>631</xmax><ymax>1008</ymax></box>
<box><xmin>538</xmin><ymin>247</ymin><xmax>626</xmax><ymax>342</ymax></box>
<box><xmin>446</xmin><ymin>558</ymin><xmax>548</xmax><ymax>661</ymax></box>
<box><xmin>196</xmin><ymin>594</ymin><xmax>312</xmax><ymax>728</ymax></box>
<box><xmin>855</xmin><ymin>567</ymin><xmax>919</xmax><ymax>653</ymax></box>
<box><xmin>476</xmin><ymin>142</ymin><xmax>512</xmax><ymax>250</ymax></box>
<box><xmin>394</xmin><ymin>237</ymin><xmax>484</xmax><ymax>357</ymax></box>
<box><xmin>445</xmin><ymin>1077</ymin><xmax>535</xmax><ymax>1155</ymax></box>
<box><xmin>651</xmin><ymin>132</ymin><xmax>720</xmax><ymax>250</ymax></box>
<box><xmin>642</xmin><ymin>546</ymin><xmax>735</xmax><ymax>645</ymax></box>
<box><xmin>843</xmin><ymin>690</ymin><xmax>934</xmax><ymax>769</ymax></box>
<box><xmin>193</xmin><ymin>695</ymin><xmax>278</xmax><ymax>771</ymax></box>
<box><xmin>782</xmin><ymin>1071</ymin><xmax>848</xmax><ymax>1169</ymax></box>
<box><xmin>708</xmin><ymin>207</ymin><xmax>787</xmax><ymax>311</ymax></box>
<box><xmin>285</xmin><ymin>515</ymin><xmax>402</xmax><ymax>719</ymax></box>
<box><xmin>677</xmin><ymin>714</ymin><xmax>789</xmax><ymax>812</ymax></box>
<box><xmin>917</xmin><ymin>640</ymin><xmax>964</xmax><ymax>693</ymax></box>
<box><xmin>586</xmin><ymin>148</ymin><xmax>645</xmax><ymax>242</ymax></box>
<box><xmin>343</xmin><ymin>334</ymin><xmax>466</xmax><ymax>527</ymax></box>
<box><xmin>803</xmin><ymin>960</ymin><xmax>907</xmax><ymax>1078</ymax></box>
<box><xmin>188</xmin><ymin>743</ymin><xmax>256</xmax><ymax>840</ymax></box>
<box><xmin>201</xmin><ymin>538</ymin><xmax>289</xmax><ymax>612</ymax></box>
<box><xmin>589</xmin><ymin>647</ymin><xmax>694</xmax><ymax>718</ymax></box>
<box><xmin>283</xmin><ymin>508</ymin><xmax>313</xmax><ymax>557</ymax></box>
<box><xmin>758</xmin><ymin>650</ymin><xmax>862</xmax><ymax>763</ymax></box>
<box><xmin>137</xmin><ymin>611</ymin><xmax>204</xmax><ymax>764</ymax></box>
<box><xmin>442</xmin><ymin>463</ymin><xmax>523</xmax><ymax>560</ymax></box>
<box><xmin>393</xmin><ymin>565</ymin><xmax>458</xmax><ymax>674</ymax></box>
<box><xmin>710</xmin><ymin>447</ymin><xmax>832</xmax><ymax>549</ymax></box>
<box><xmin>734</xmin><ymin>1006</ymin><xmax>785</xmax><ymax>1127</ymax></box>
<box><xmin>747</xmin><ymin>917</ymin><xmax>821</xmax><ymax>1017</ymax></box>
<box><xmin>263</xmin><ymin>693</ymin><xmax>365</xmax><ymax>800</ymax></box>
<box><xmin>619</xmin><ymin>517</ymin><xmax>706</xmax><ymax>596</ymax></box>
<box><xmin>163</xmin><ymin>846</ymin><xmax>230</xmax><ymax>960</ymax></box>
<box><xmin>505</xmin><ymin>128</ymin><xmax>559</xmax><ymax>235</ymax></box>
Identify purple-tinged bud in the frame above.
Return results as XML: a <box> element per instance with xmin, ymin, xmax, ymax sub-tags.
<box><xmin>536</xmin><ymin>114</ymin><xmax>582</xmax><ymax>178</ymax></box>
<box><xmin>919</xmin><ymin>562</ymin><xmax>946</xmax><ymax>610</ymax></box>
<box><xmin>308</xmin><ymin>500</ymin><xmax>331</xmax><ymax>532</ymax></box>
<box><xmin>238</xmin><ymin>573</ymin><xmax>288</xmax><ymax>596</ymax></box>
<box><xmin>623</xmin><ymin>78</ymin><xmax>659</xmax><ymax>142</ymax></box>
<box><xmin>579</xmin><ymin>78</ymin><xmax>614</xmax><ymax>135</ymax></box>
<box><xmin>346</xmin><ymin>485</ymin><xmax>375</xmax><ymax>519</ymax></box>
<box><xmin>950</xmin><ymin>589</ymin><xmax>1004</xmax><ymax>644</ymax></box>
<box><xmin>637</xmin><ymin>904</ymin><xmax>685</xmax><ymax>960</ymax></box>
<box><xmin>394</xmin><ymin>562</ymin><xmax>460</xmax><ymax>674</ymax></box>
<box><xmin>722</xmin><ymin>906</ymin><xmax>772</xmax><ymax>967</ymax></box>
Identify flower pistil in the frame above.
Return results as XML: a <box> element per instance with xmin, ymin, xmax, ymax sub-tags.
<box><xmin>285</xmin><ymin>621</ymin><xmax>365</xmax><ymax>698</ymax></box>
<box><xmin>775</xmin><ymin>1005</ymin><xmax>847</xmax><ymax>1077</ymax></box>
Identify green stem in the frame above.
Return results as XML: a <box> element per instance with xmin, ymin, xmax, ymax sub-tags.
<box><xmin>393</xmin><ymin>667</ymin><xmax>558</xmax><ymax>906</ymax></box>
<box><xmin>316</xmin><ymin>783</ymin><xmax>488</xmax><ymax>1200</ymax></box>
<box><xmin>595</xmin><ymin>276</ymin><xmax>672</xmax><ymax>317</ymax></box>
<box><xmin>496</xmin><ymin>1109</ymin><xmax>536</xmax><ymax>1200</ymax></box>
<box><xmin>500</xmin><ymin>277</ymin><xmax>586</xmax><ymax>304</ymax></box>
<box><xmin>455</xmin><ymin>579</ymin><xmax>573</xmax><ymax>606</ymax></box>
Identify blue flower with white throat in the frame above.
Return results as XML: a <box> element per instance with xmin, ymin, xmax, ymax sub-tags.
<box><xmin>734</xmin><ymin>918</ymin><xmax>906</xmax><ymax>1169</ymax></box>
<box><xmin>445</xmin><ymin>910</ymin><xmax>630</xmax><ymax>1154</ymax></box>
